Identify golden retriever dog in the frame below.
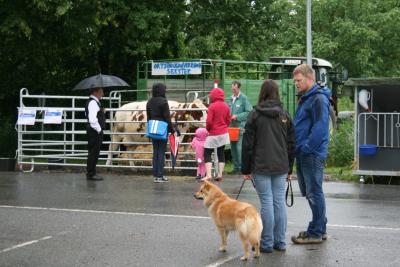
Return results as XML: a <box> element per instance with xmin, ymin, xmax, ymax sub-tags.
<box><xmin>194</xmin><ymin>181</ymin><xmax>262</xmax><ymax>261</ymax></box>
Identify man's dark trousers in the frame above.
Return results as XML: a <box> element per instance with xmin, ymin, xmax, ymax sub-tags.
<box><xmin>86</xmin><ymin>127</ymin><xmax>103</xmax><ymax>178</ymax></box>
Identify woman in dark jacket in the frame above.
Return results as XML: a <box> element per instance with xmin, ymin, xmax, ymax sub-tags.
<box><xmin>241</xmin><ymin>79</ymin><xmax>295</xmax><ymax>253</ymax></box>
<box><xmin>146</xmin><ymin>83</ymin><xmax>174</xmax><ymax>183</ymax></box>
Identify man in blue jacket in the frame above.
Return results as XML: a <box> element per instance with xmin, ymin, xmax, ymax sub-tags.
<box><xmin>291</xmin><ymin>64</ymin><xmax>330</xmax><ymax>244</ymax></box>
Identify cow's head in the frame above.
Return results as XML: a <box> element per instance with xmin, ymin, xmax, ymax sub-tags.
<box><xmin>171</xmin><ymin>99</ymin><xmax>206</xmax><ymax>127</ymax></box>
<box><xmin>170</xmin><ymin>99</ymin><xmax>207</xmax><ymax>143</ymax></box>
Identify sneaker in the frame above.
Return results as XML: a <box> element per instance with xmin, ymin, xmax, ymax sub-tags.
<box><xmin>273</xmin><ymin>245</ymin><xmax>286</xmax><ymax>251</ymax></box>
<box><xmin>195</xmin><ymin>175</ymin><xmax>202</xmax><ymax>180</ymax></box>
<box><xmin>153</xmin><ymin>177</ymin><xmax>161</xmax><ymax>183</ymax></box>
<box><xmin>260</xmin><ymin>247</ymin><xmax>273</xmax><ymax>253</ymax></box>
<box><xmin>87</xmin><ymin>175</ymin><xmax>104</xmax><ymax>181</ymax></box>
<box><xmin>296</xmin><ymin>231</ymin><xmax>327</xmax><ymax>240</ymax></box>
<box><xmin>322</xmin><ymin>233</ymin><xmax>328</xmax><ymax>240</ymax></box>
<box><xmin>160</xmin><ymin>177</ymin><xmax>169</xmax><ymax>182</ymax></box>
<box><xmin>291</xmin><ymin>231</ymin><xmax>323</xmax><ymax>244</ymax></box>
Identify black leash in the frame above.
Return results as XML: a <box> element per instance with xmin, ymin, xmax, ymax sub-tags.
<box><xmin>286</xmin><ymin>180</ymin><xmax>294</xmax><ymax>207</ymax></box>
<box><xmin>236</xmin><ymin>178</ymin><xmax>256</xmax><ymax>200</ymax></box>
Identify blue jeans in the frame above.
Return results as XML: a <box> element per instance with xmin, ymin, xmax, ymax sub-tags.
<box><xmin>253</xmin><ymin>173</ymin><xmax>287</xmax><ymax>249</ymax></box>
<box><xmin>296</xmin><ymin>154</ymin><xmax>327</xmax><ymax>238</ymax></box>
<box><xmin>152</xmin><ymin>139</ymin><xmax>167</xmax><ymax>178</ymax></box>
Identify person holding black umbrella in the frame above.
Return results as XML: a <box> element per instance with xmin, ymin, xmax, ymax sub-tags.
<box><xmin>85</xmin><ymin>87</ymin><xmax>105</xmax><ymax>181</ymax></box>
<box><xmin>73</xmin><ymin>73</ymin><xmax>130</xmax><ymax>180</ymax></box>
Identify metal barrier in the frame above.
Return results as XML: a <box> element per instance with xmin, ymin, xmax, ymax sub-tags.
<box><xmin>358</xmin><ymin>112</ymin><xmax>400</xmax><ymax>148</ymax></box>
<box><xmin>16</xmin><ymin>88</ymin><xmax>206</xmax><ymax>172</ymax></box>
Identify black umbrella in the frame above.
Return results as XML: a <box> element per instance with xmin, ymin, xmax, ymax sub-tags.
<box><xmin>72</xmin><ymin>74</ymin><xmax>130</xmax><ymax>90</ymax></box>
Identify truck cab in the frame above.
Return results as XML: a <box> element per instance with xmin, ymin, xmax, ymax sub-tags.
<box><xmin>269</xmin><ymin>56</ymin><xmax>333</xmax><ymax>87</ymax></box>
<box><xmin>268</xmin><ymin>56</ymin><xmax>347</xmax><ymax>129</ymax></box>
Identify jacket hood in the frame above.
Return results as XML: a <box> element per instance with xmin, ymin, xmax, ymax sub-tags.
<box><xmin>195</xmin><ymin>127</ymin><xmax>208</xmax><ymax>141</ymax></box>
<box><xmin>302</xmin><ymin>83</ymin><xmax>331</xmax><ymax>100</ymax></box>
<box><xmin>152</xmin><ymin>83</ymin><xmax>166</xmax><ymax>97</ymax></box>
<box><xmin>255</xmin><ymin>100</ymin><xmax>283</xmax><ymax>118</ymax></box>
<box><xmin>210</xmin><ymin>88</ymin><xmax>225</xmax><ymax>102</ymax></box>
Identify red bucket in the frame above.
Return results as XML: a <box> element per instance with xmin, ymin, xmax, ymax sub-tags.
<box><xmin>228</xmin><ymin>127</ymin><xmax>240</xmax><ymax>142</ymax></box>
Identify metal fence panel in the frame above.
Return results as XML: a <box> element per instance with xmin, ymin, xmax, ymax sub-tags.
<box><xmin>17</xmin><ymin>89</ymin><xmax>205</xmax><ymax>172</ymax></box>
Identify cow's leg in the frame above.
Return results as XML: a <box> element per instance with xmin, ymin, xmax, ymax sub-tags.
<box><xmin>127</xmin><ymin>146</ymin><xmax>136</xmax><ymax>167</ymax></box>
<box><xmin>106</xmin><ymin>134</ymin><xmax>121</xmax><ymax>166</ymax></box>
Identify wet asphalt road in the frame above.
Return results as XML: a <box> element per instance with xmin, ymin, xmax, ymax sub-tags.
<box><xmin>0</xmin><ymin>171</ymin><xmax>400</xmax><ymax>267</ymax></box>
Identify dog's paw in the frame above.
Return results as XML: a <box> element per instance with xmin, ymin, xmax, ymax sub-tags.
<box><xmin>218</xmin><ymin>246</ymin><xmax>226</xmax><ymax>252</ymax></box>
<box><xmin>240</xmin><ymin>256</ymin><xmax>248</xmax><ymax>261</ymax></box>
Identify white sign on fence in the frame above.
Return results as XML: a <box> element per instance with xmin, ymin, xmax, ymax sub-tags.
<box><xmin>17</xmin><ymin>109</ymin><xmax>36</xmax><ymax>125</ymax></box>
<box><xmin>151</xmin><ymin>61</ymin><xmax>202</xmax><ymax>75</ymax></box>
<box><xmin>44</xmin><ymin>108</ymin><xmax>63</xmax><ymax>124</ymax></box>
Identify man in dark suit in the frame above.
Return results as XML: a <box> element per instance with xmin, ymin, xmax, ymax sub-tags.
<box><xmin>85</xmin><ymin>87</ymin><xmax>105</xmax><ymax>181</ymax></box>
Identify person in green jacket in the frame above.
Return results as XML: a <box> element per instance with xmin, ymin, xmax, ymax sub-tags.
<box><xmin>229</xmin><ymin>81</ymin><xmax>253</xmax><ymax>174</ymax></box>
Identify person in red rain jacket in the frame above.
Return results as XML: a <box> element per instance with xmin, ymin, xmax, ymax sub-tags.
<box><xmin>203</xmin><ymin>88</ymin><xmax>231</xmax><ymax>181</ymax></box>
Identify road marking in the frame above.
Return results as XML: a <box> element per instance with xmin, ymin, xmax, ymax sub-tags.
<box><xmin>388</xmin><ymin>257</ymin><xmax>400</xmax><ymax>266</ymax></box>
<box><xmin>0</xmin><ymin>205</ymin><xmax>210</xmax><ymax>220</ymax></box>
<box><xmin>287</xmin><ymin>221</ymin><xmax>400</xmax><ymax>232</ymax></box>
<box><xmin>205</xmin><ymin>254</ymin><xmax>239</xmax><ymax>267</ymax></box>
<box><xmin>0</xmin><ymin>236</ymin><xmax>52</xmax><ymax>254</ymax></box>
<box><xmin>327</xmin><ymin>223</ymin><xmax>400</xmax><ymax>232</ymax></box>
<box><xmin>2</xmin><ymin>205</ymin><xmax>400</xmax><ymax>232</ymax></box>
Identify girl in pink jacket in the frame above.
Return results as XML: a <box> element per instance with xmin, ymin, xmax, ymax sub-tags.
<box><xmin>191</xmin><ymin>127</ymin><xmax>208</xmax><ymax>180</ymax></box>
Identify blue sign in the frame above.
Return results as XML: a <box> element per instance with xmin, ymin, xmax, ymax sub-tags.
<box><xmin>17</xmin><ymin>109</ymin><xmax>36</xmax><ymax>125</ymax></box>
<box><xmin>152</xmin><ymin>61</ymin><xmax>202</xmax><ymax>75</ymax></box>
<box><xmin>44</xmin><ymin>109</ymin><xmax>63</xmax><ymax>124</ymax></box>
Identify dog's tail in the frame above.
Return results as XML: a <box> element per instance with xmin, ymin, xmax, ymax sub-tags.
<box><xmin>244</xmin><ymin>208</ymin><xmax>263</xmax><ymax>253</ymax></box>
<box><xmin>242</xmin><ymin>209</ymin><xmax>262</xmax><ymax>246</ymax></box>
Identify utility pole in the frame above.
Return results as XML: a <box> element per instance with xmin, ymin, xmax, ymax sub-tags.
<box><xmin>306</xmin><ymin>0</ymin><xmax>312</xmax><ymax>66</ymax></box>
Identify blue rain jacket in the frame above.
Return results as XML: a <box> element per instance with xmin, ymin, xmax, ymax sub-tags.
<box><xmin>294</xmin><ymin>83</ymin><xmax>331</xmax><ymax>159</ymax></box>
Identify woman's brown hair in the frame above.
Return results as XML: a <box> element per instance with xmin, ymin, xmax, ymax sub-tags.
<box><xmin>257</xmin><ymin>79</ymin><xmax>280</xmax><ymax>105</ymax></box>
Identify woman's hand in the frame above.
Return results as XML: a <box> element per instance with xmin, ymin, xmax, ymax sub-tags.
<box><xmin>243</xmin><ymin>174</ymin><xmax>252</xmax><ymax>180</ymax></box>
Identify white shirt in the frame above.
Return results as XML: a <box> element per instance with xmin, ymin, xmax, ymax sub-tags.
<box><xmin>231</xmin><ymin>92</ymin><xmax>241</xmax><ymax>104</ymax></box>
<box><xmin>88</xmin><ymin>95</ymin><xmax>102</xmax><ymax>133</ymax></box>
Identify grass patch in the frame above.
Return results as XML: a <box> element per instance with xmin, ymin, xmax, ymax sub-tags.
<box><xmin>324</xmin><ymin>166</ymin><xmax>358</xmax><ymax>182</ymax></box>
<box><xmin>327</xmin><ymin>118</ymin><xmax>354</xmax><ymax>167</ymax></box>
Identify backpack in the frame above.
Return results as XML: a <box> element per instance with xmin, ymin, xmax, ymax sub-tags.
<box><xmin>146</xmin><ymin>120</ymin><xmax>168</xmax><ymax>140</ymax></box>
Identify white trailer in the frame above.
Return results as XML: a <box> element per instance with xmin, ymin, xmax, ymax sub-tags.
<box><xmin>345</xmin><ymin>78</ymin><xmax>400</xmax><ymax>177</ymax></box>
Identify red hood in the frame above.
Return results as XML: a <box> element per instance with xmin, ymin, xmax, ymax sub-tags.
<box><xmin>210</xmin><ymin>88</ymin><xmax>225</xmax><ymax>102</ymax></box>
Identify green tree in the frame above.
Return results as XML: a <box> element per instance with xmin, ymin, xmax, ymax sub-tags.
<box><xmin>185</xmin><ymin>0</ymin><xmax>278</xmax><ymax>60</ymax></box>
<box><xmin>272</xmin><ymin>0</ymin><xmax>400</xmax><ymax>77</ymax></box>
<box><xmin>0</xmin><ymin>0</ymin><xmax>186</xmax><ymax>156</ymax></box>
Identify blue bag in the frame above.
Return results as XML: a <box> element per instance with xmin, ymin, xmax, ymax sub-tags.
<box><xmin>146</xmin><ymin>120</ymin><xmax>168</xmax><ymax>140</ymax></box>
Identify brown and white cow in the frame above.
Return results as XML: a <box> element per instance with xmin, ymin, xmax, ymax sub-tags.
<box><xmin>106</xmin><ymin>99</ymin><xmax>207</xmax><ymax>166</ymax></box>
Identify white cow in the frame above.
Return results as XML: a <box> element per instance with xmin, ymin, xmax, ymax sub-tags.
<box><xmin>106</xmin><ymin>99</ymin><xmax>207</xmax><ymax>166</ymax></box>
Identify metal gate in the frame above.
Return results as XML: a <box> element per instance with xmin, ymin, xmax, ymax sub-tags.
<box><xmin>355</xmin><ymin>112</ymin><xmax>400</xmax><ymax>176</ymax></box>
<box><xmin>16</xmin><ymin>88</ymin><xmax>203</xmax><ymax>172</ymax></box>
